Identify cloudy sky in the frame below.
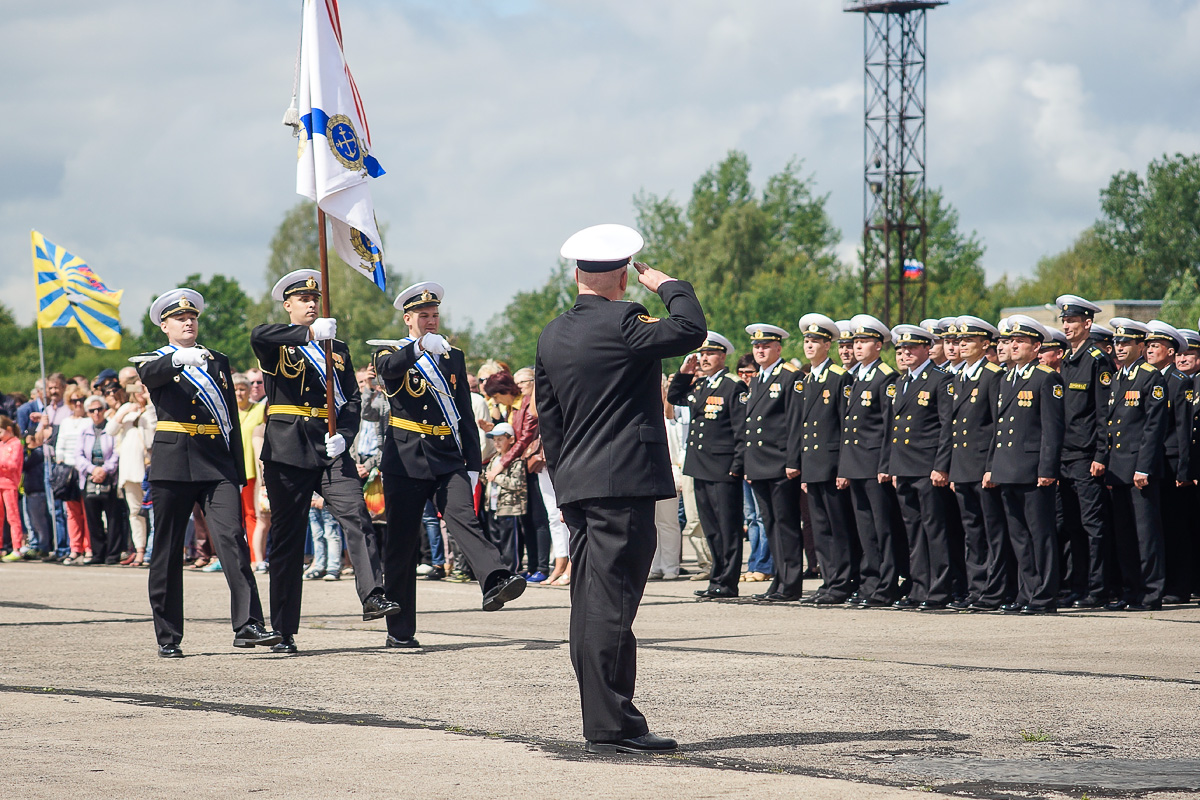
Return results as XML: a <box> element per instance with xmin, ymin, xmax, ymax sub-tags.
<box><xmin>4</xmin><ymin>0</ymin><xmax>1200</xmax><ymax>334</ymax></box>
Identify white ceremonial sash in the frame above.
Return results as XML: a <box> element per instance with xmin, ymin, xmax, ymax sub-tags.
<box><xmin>155</xmin><ymin>345</ymin><xmax>233</xmax><ymax>446</ymax></box>
<box><xmin>395</xmin><ymin>336</ymin><xmax>462</xmax><ymax>453</ymax></box>
<box><xmin>297</xmin><ymin>341</ymin><xmax>348</xmax><ymax>414</ymax></box>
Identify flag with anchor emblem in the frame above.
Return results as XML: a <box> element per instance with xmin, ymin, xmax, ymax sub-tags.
<box><xmin>296</xmin><ymin>0</ymin><xmax>387</xmax><ymax>291</ymax></box>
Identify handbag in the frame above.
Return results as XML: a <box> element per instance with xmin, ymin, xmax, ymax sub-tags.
<box><xmin>522</xmin><ymin>437</ymin><xmax>546</xmax><ymax>473</ymax></box>
<box><xmin>363</xmin><ymin>468</ymin><xmax>385</xmax><ymax>518</ymax></box>
<box><xmin>50</xmin><ymin>463</ymin><xmax>79</xmax><ymax>501</ymax></box>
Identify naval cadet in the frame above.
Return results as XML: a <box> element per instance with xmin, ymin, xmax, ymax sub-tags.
<box><xmin>919</xmin><ymin>318</ymin><xmax>947</xmax><ymax>369</ymax></box>
<box><xmin>838</xmin><ymin>314</ymin><xmax>902</xmax><ymax>606</ymax></box>
<box><xmin>136</xmin><ymin>289</ymin><xmax>278</xmax><ymax>658</ymax></box>
<box><xmin>946</xmin><ymin>316</ymin><xmax>1011</xmax><ymax>611</ymax></box>
<box><xmin>742</xmin><ymin>323</ymin><xmax>806</xmax><ymax>602</ymax></box>
<box><xmin>1103</xmin><ymin>318</ymin><xmax>1168</xmax><ymax>611</ymax></box>
<box><xmin>666</xmin><ymin>331</ymin><xmax>748</xmax><ymax>599</ymax></box>
<box><xmin>938</xmin><ymin>317</ymin><xmax>964</xmax><ymax>374</ymax></box>
<box><xmin>836</xmin><ymin>320</ymin><xmax>857</xmax><ymax>370</ymax></box>
<box><xmin>984</xmin><ymin>315</ymin><xmax>1065</xmax><ymax>615</ymax></box>
<box><xmin>536</xmin><ymin>224</ymin><xmax>705</xmax><ymax>754</ymax></box>
<box><xmin>372</xmin><ymin>282</ymin><xmax>527</xmax><ymax>648</ymax></box>
<box><xmin>883</xmin><ymin>325</ymin><xmax>954</xmax><ymax>610</ymax></box>
<box><xmin>1144</xmin><ymin>320</ymin><xmax>1192</xmax><ymax>604</ymax></box>
<box><xmin>250</xmin><ymin>270</ymin><xmax>399</xmax><ymax>653</ymax></box>
<box><xmin>794</xmin><ymin>313</ymin><xmax>857</xmax><ymax>605</ymax></box>
<box><xmin>1055</xmin><ymin>294</ymin><xmax>1114</xmax><ymax>608</ymax></box>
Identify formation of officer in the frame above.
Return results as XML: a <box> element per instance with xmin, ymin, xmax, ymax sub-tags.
<box><xmin>249</xmin><ymin>269</ymin><xmax>399</xmax><ymax>653</ymax></box>
<box><xmin>134</xmin><ymin>289</ymin><xmax>279</xmax><ymax>657</ymax></box>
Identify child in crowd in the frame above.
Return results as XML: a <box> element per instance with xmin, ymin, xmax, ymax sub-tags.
<box><xmin>0</xmin><ymin>416</ymin><xmax>25</xmax><ymax>560</ymax></box>
<box><xmin>306</xmin><ymin>495</ymin><xmax>343</xmax><ymax>581</ymax></box>
<box><xmin>486</xmin><ymin>423</ymin><xmax>526</xmax><ymax>574</ymax></box>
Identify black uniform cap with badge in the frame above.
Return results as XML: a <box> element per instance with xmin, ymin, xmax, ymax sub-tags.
<box><xmin>150</xmin><ymin>288</ymin><xmax>206</xmax><ymax>325</ymax></box>
<box><xmin>797</xmin><ymin>313</ymin><xmax>839</xmax><ymax>342</ymax></box>
<box><xmin>1056</xmin><ymin>293</ymin><xmax>1102</xmax><ymax>320</ymax></box>
<box><xmin>271</xmin><ymin>269</ymin><xmax>323</xmax><ymax>301</ymax></box>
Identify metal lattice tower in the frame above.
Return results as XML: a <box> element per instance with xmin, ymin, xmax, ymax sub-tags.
<box><xmin>845</xmin><ymin>0</ymin><xmax>946</xmax><ymax>326</ymax></box>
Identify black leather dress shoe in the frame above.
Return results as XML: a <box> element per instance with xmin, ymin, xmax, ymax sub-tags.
<box><xmin>892</xmin><ymin>598</ymin><xmax>919</xmax><ymax>610</ymax></box>
<box><xmin>1072</xmin><ymin>596</ymin><xmax>1102</xmax><ymax>608</ymax></box>
<box><xmin>1124</xmin><ymin>601</ymin><xmax>1161</xmax><ymax>611</ymax></box>
<box><xmin>948</xmin><ymin>599</ymin><xmax>973</xmax><ymax>611</ymax></box>
<box><xmin>586</xmin><ymin>732</ymin><xmax>678</xmax><ymax>754</ymax></box>
<box><xmin>761</xmin><ymin>592</ymin><xmax>800</xmax><ymax>602</ymax></box>
<box><xmin>1020</xmin><ymin>605</ymin><xmax>1057</xmax><ymax>615</ymax></box>
<box><xmin>233</xmin><ymin>623</ymin><xmax>283</xmax><ymax>649</ymax></box>
<box><xmin>797</xmin><ymin>594</ymin><xmax>819</xmax><ymax>605</ymax></box>
<box><xmin>694</xmin><ymin>588</ymin><xmax>715</xmax><ymax>598</ymax></box>
<box><xmin>1104</xmin><ymin>599</ymin><xmax>1129</xmax><ymax>611</ymax></box>
<box><xmin>968</xmin><ymin>602</ymin><xmax>999</xmax><ymax>612</ymax></box>
<box><xmin>999</xmin><ymin>602</ymin><xmax>1025</xmax><ymax>614</ymax></box>
<box><xmin>813</xmin><ymin>594</ymin><xmax>846</xmax><ymax>606</ymax></box>
<box><xmin>385</xmin><ymin>635</ymin><xmax>421</xmax><ymax>649</ymax></box>
<box><xmin>1161</xmin><ymin>595</ymin><xmax>1187</xmax><ymax>604</ymax></box>
<box><xmin>918</xmin><ymin>601</ymin><xmax>947</xmax><ymax>611</ymax></box>
<box><xmin>157</xmin><ymin>644</ymin><xmax>183</xmax><ymax>659</ymax></box>
<box><xmin>705</xmin><ymin>586</ymin><xmax>738</xmax><ymax>599</ymax></box>
<box><xmin>482</xmin><ymin>573</ymin><xmax>527</xmax><ymax>611</ymax></box>
<box><xmin>362</xmin><ymin>593</ymin><xmax>402</xmax><ymax>621</ymax></box>
<box><xmin>271</xmin><ymin>635</ymin><xmax>298</xmax><ymax>654</ymax></box>
<box><xmin>858</xmin><ymin>598</ymin><xmax>891</xmax><ymax>608</ymax></box>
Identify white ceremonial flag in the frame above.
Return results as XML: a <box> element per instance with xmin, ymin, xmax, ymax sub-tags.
<box><xmin>296</xmin><ymin>0</ymin><xmax>387</xmax><ymax>291</ymax></box>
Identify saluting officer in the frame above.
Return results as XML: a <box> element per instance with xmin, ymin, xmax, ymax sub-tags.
<box><xmin>136</xmin><ymin>290</ymin><xmax>278</xmax><ymax>658</ymax></box>
<box><xmin>794</xmin><ymin>313</ymin><xmax>857</xmax><ymax>604</ymax></box>
<box><xmin>947</xmin><ymin>316</ymin><xmax>1011</xmax><ymax>611</ymax></box>
<box><xmin>372</xmin><ymin>282</ymin><xmax>527</xmax><ymax>648</ymax></box>
<box><xmin>742</xmin><ymin>323</ymin><xmax>806</xmax><ymax>602</ymax></box>
<box><xmin>667</xmin><ymin>331</ymin><xmax>748</xmax><ymax>600</ymax></box>
<box><xmin>1103</xmin><ymin>318</ymin><xmax>1169</xmax><ymax>611</ymax></box>
<box><xmin>839</xmin><ymin>314</ymin><xmax>902</xmax><ymax>606</ymax></box>
<box><xmin>883</xmin><ymin>325</ymin><xmax>954</xmax><ymax>610</ymax></box>
<box><xmin>250</xmin><ymin>269</ymin><xmax>398</xmax><ymax>653</ymax></box>
<box><xmin>1144</xmin><ymin>320</ymin><xmax>1192</xmax><ymax>604</ymax></box>
<box><xmin>984</xmin><ymin>315</ymin><xmax>1065</xmax><ymax>615</ymax></box>
<box><xmin>536</xmin><ymin>224</ymin><xmax>705</xmax><ymax>755</ymax></box>
<box><xmin>1054</xmin><ymin>294</ymin><xmax>1114</xmax><ymax>608</ymax></box>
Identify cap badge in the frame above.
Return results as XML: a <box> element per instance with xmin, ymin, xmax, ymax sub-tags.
<box><xmin>179</xmin><ymin>297</ymin><xmax>192</xmax><ymax>309</ymax></box>
<box><xmin>305</xmin><ymin>278</ymin><xmax>317</xmax><ymax>290</ymax></box>
<box><xmin>808</xmin><ymin>324</ymin><xmax>820</xmax><ymax>334</ymax></box>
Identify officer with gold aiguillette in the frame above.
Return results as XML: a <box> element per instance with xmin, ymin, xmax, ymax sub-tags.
<box><xmin>371</xmin><ymin>282</ymin><xmax>527</xmax><ymax>649</ymax></box>
<box><xmin>135</xmin><ymin>289</ymin><xmax>279</xmax><ymax>658</ymax></box>
<box><xmin>250</xmin><ymin>269</ymin><xmax>399</xmax><ymax>653</ymax></box>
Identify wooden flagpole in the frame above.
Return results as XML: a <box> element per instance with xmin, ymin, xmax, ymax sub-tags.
<box><xmin>316</xmin><ymin>208</ymin><xmax>338</xmax><ymax>438</ymax></box>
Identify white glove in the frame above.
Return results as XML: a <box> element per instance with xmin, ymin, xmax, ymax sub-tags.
<box><xmin>418</xmin><ymin>332</ymin><xmax>451</xmax><ymax>356</ymax></box>
<box><xmin>311</xmin><ymin>317</ymin><xmax>337</xmax><ymax>341</ymax></box>
<box><xmin>325</xmin><ymin>432</ymin><xmax>346</xmax><ymax>459</ymax></box>
<box><xmin>171</xmin><ymin>347</ymin><xmax>206</xmax><ymax>368</ymax></box>
<box><xmin>467</xmin><ymin>471</ymin><xmax>480</xmax><ymax>492</ymax></box>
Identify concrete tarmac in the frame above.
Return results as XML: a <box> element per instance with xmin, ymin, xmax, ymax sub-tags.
<box><xmin>2</xmin><ymin>560</ymin><xmax>1199</xmax><ymax>800</ymax></box>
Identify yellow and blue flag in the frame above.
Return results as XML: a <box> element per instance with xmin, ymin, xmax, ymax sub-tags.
<box><xmin>32</xmin><ymin>230</ymin><xmax>122</xmax><ymax>350</ymax></box>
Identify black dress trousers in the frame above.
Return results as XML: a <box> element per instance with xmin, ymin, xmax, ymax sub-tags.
<box><xmin>381</xmin><ymin>469</ymin><xmax>511</xmax><ymax>641</ymax></box>
<box><xmin>561</xmin><ymin>496</ymin><xmax>658</xmax><ymax>741</ymax></box>
<box><xmin>848</xmin><ymin>478</ymin><xmax>899</xmax><ymax>602</ymax></box>
<box><xmin>83</xmin><ymin>486</ymin><xmax>125</xmax><ymax>564</ymax></box>
<box><xmin>804</xmin><ymin>479</ymin><xmax>855</xmax><ymax>599</ymax></box>
<box><xmin>1057</xmin><ymin>458</ymin><xmax>1108</xmax><ymax>599</ymax></box>
<box><xmin>954</xmin><ymin>482</ymin><xmax>1011</xmax><ymax>606</ymax></box>
<box><xmin>263</xmin><ymin>456</ymin><xmax>385</xmax><ymax>636</ymax></box>
<box><xmin>1000</xmin><ymin>483</ymin><xmax>1060</xmax><ymax>609</ymax></box>
<box><xmin>750</xmin><ymin>477</ymin><xmax>806</xmax><ymax>597</ymax></box>
<box><xmin>1109</xmin><ymin>480</ymin><xmax>1166</xmax><ymax>605</ymax></box>
<box><xmin>148</xmin><ymin>479</ymin><xmax>264</xmax><ymax>646</ymax></box>
<box><xmin>894</xmin><ymin>476</ymin><xmax>952</xmax><ymax>604</ymax></box>
<box><xmin>694</xmin><ymin>478</ymin><xmax>744</xmax><ymax>593</ymax></box>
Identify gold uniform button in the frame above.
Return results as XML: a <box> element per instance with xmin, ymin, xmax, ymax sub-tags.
<box><xmin>191</xmin><ymin>415</ymin><xmax>197</xmax><ymax>420</ymax></box>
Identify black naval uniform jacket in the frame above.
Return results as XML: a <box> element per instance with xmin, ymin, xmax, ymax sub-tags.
<box><xmin>792</xmin><ymin>359</ymin><xmax>853</xmax><ymax>483</ymax></box>
<box><xmin>1060</xmin><ymin>343</ymin><xmax>1115</xmax><ymax>466</ymax></box>
<box><xmin>986</xmin><ymin>362</ymin><xmax>1065</xmax><ymax>485</ymax></box>
<box><xmin>1159</xmin><ymin>366</ymin><xmax>1193</xmax><ymax>482</ymax></box>
<box><xmin>881</xmin><ymin>362</ymin><xmax>953</xmax><ymax>478</ymax></box>
<box><xmin>1190</xmin><ymin>373</ymin><xmax>1200</xmax><ymax>482</ymax></box>
<box><xmin>138</xmin><ymin>347</ymin><xmax>245</xmax><ymax>486</ymax></box>
<box><xmin>372</xmin><ymin>344</ymin><xmax>482</xmax><ymax>479</ymax></box>
<box><xmin>947</xmin><ymin>359</ymin><xmax>1005</xmax><ymax>484</ymax></box>
<box><xmin>536</xmin><ymin>281</ymin><xmax>707</xmax><ymax>506</ymax></box>
<box><xmin>1106</xmin><ymin>359</ymin><xmax>1168</xmax><ymax>484</ymax></box>
<box><xmin>249</xmin><ymin>324</ymin><xmax>361</xmax><ymax>471</ymax></box>
<box><xmin>838</xmin><ymin>359</ymin><xmax>900</xmax><ymax>480</ymax></box>
<box><xmin>667</xmin><ymin>368</ymin><xmax>747</xmax><ymax>481</ymax></box>
<box><xmin>742</xmin><ymin>360</ymin><xmax>803</xmax><ymax>481</ymax></box>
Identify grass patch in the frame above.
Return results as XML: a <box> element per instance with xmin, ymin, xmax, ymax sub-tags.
<box><xmin>1019</xmin><ymin>727</ymin><xmax>1052</xmax><ymax>742</ymax></box>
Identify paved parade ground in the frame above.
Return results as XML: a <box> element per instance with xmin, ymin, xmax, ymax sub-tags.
<box><xmin>3</xmin><ymin>560</ymin><xmax>1200</xmax><ymax>800</ymax></box>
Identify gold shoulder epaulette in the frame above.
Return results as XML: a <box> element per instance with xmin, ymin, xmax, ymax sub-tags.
<box><xmin>1036</xmin><ymin>364</ymin><xmax>1055</xmax><ymax>373</ymax></box>
<box><xmin>879</xmin><ymin>362</ymin><xmax>896</xmax><ymax>376</ymax></box>
<box><xmin>782</xmin><ymin>363</ymin><xmax>799</xmax><ymax>372</ymax></box>
<box><xmin>984</xmin><ymin>362</ymin><xmax>1003</xmax><ymax>373</ymax></box>
<box><xmin>829</xmin><ymin>364</ymin><xmax>846</xmax><ymax>375</ymax></box>
<box><xmin>1140</xmin><ymin>362</ymin><xmax>1156</xmax><ymax>373</ymax></box>
<box><xmin>1089</xmin><ymin>347</ymin><xmax>1103</xmax><ymax>359</ymax></box>
<box><xmin>724</xmin><ymin>373</ymin><xmax>742</xmax><ymax>385</ymax></box>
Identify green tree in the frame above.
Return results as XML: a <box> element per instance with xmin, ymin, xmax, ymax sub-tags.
<box><xmin>480</xmin><ymin>264</ymin><xmax>576</xmax><ymax>370</ymax></box>
<box><xmin>132</xmin><ymin>273</ymin><xmax>255</xmax><ymax>370</ymax></box>
<box><xmin>262</xmin><ymin>201</ymin><xmax>415</xmax><ymax>368</ymax></box>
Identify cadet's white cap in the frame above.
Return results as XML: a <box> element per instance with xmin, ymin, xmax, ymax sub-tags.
<box><xmin>1056</xmin><ymin>294</ymin><xmax>1103</xmax><ymax>318</ymax></box>
<box><xmin>1146</xmin><ymin>319</ymin><xmax>1185</xmax><ymax>350</ymax></box>
<box><xmin>1109</xmin><ymin>317</ymin><xmax>1150</xmax><ymax>341</ymax></box>
<box><xmin>797</xmin><ymin>313</ymin><xmax>839</xmax><ymax>341</ymax></box>
<box><xmin>892</xmin><ymin>324</ymin><xmax>934</xmax><ymax>346</ymax></box>
<box><xmin>1005</xmin><ymin>314</ymin><xmax>1050</xmax><ymax>342</ymax></box>
<box><xmin>745</xmin><ymin>323</ymin><xmax>789</xmax><ymax>342</ymax></box>
<box><xmin>848</xmin><ymin>314</ymin><xmax>890</xmax><ymax>342</ymax></box>
<box><xmin>560</xmin><ymin>224</ymin><xmax>644</xmax><ymax>272</ymax></box>
<box><xmin>150</xmin><ymin>288</ymin><xmax>204</xmax><ymax>325</ymax></box>
<box><xmin>272</xmin><ymin>269</ymin><xmax>322</xmax><ymax>302</ymax></box>
<box><xmin>697</xmin><ymin>331</ymin><xmax>734</xmax><ymax>353</ymax></box>
<box><xmin>954</xmin><ymin>315</ymin><xmax>1000</xmax><ymax>339</ymax></box>
<box><xmin>394</xmin><ymin>281</ymin><xmax>445</xmax><ymax>312</ymax></box>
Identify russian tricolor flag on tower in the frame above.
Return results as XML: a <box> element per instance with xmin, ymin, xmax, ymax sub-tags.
<box><xmin>296</xmin><ymin>0</ymin><xmax>387</xmax><ymax>291</ymax></box>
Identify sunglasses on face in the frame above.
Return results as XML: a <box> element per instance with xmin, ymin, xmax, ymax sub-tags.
<box><xmin>87</xmin><ymin>407</ymin><xmax>105</xmax><ymax>413</ymax></box>
<box><xmin>737</xmin><ymin>369</ymin><xmax>757</xmax><ymax>376</ymax></box>
<box><xmin>70</xmin><ymin>399</ymin><xmax>84</xmax><ymax>405</ymax></box>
